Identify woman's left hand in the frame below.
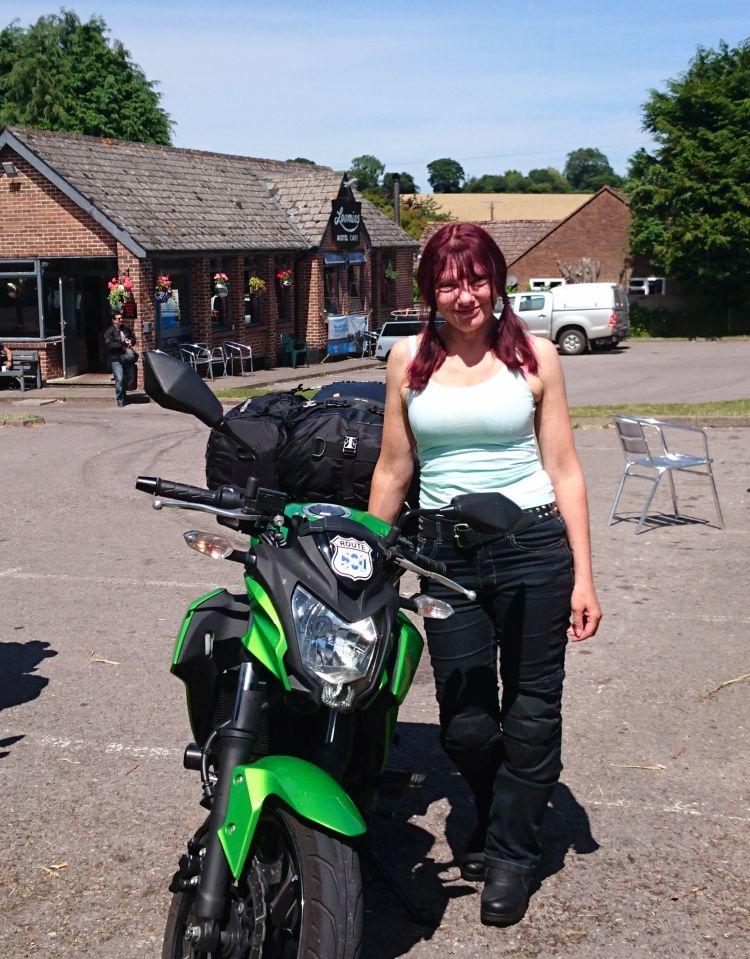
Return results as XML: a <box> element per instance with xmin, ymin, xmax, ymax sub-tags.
<box><xmin>568</xmin><ymin>581</ymin><xmax>602</xmax><ymax>642</ymax></box>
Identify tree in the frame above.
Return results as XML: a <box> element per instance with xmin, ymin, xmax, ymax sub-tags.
<box><xmin>0</xmin><ymin>10</ymin><xmax>171</xmax><ymax>143</ymax></box>
<box><xmin>463</xmin><ymin>173</ymin><xmax>509</xmax><ymax>193</ymax></box>
<box><xmin>526</xmin><ymin>166</ymin><xmax>572</xmax><ymax>193</ymax></box>
<box><xmin>362</xmin><ymin>189</ymin><xmax>452</xmax><ymax>242</ymax></box>
<box><xmin>382</xmin><ymin>171</ymin><xmax>419</xmax><ymax>195</ymax></box>
<box><xmin>287</xmin><ymin>157</ymin><xmax>316</xmax><ymax>165</ymax></box>
<box><xmin>564</xmin><ymin>147</ymin><xmax>622</xmax><ymax>191</ymax></box>
<box><xmin>628</xmin><ymin>39</ymin><xmax>750</xmax><ymax>305</ymax></box>
<box><xmin>427</xmin><ymin>157</ymin><xmax>465</xmax><ymax>193</ymax></box>
<box><xmin>347</xmin><ymin>154</ymin><xmax>384</xmax><ymax>192</ymax></box>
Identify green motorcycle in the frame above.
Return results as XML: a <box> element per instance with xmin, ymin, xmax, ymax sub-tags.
<box><xmin>138</xmin><ymin>350</ymin><xmax>493</xmax><ymax>958</ymax></box>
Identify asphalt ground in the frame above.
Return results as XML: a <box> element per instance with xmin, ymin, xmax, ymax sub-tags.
<box><xmin>1</xmin><ymin>349</ymin><xmax>749</xmax><ymax>957</ymax></box>
<box><xmin>3</xmin><ymin>338</ymin><xmax>750</xmax><ymax>408</ymax></box>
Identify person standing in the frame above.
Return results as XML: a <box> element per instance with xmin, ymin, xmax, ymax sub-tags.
<box><xmin>104</xmin><ymin>309</ymin><xmax>137</xmax><ymax>407</ymax></box>
<box><xmin>368</xmin><ymin>223</ymin><xmax>601</xmax><ymax>927</ymax></box>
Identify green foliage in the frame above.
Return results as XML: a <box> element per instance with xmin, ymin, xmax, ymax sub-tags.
<box><xmin>427</xmin><ymin>157</ymin><xmax>465</xmax><ymax>193</ymax></box>
<box><xmin>287</xmin><ymin>157</ymin><xmax>316</xmax><ymax>164</ymax></box>
<box><xmin>628</xmin><ymin>302</ymin><xmax>748</xmax><ymax>337</ymax></box>
<box><xmin>361</xmin><ymin>187</ymin><xmax>452</xmax><ymax>242</ymax></box>
<box><xmin>0</xmin><ymin>10</ymin><xmax>171</xmax><ymax>143</ymax></box>
<box><xmin>463</xmin><ymin>173</ymin><xmax>510</xmax><ymax>193</ymax></box>
<box><xmin>382</xmin><ymin>171</ymin><xmax>419</xmax><ymax>195</ymax></box>
<box><xmin>628</xmin><ymin>40</ymin><xmax>750</xmax><ymax>305</ymax></box>
<box><xmin>348</xmin><ymin>154</ymin><xmax>385</xmax><ymax>191</ymax></box>
<box><xmin>564</xmin><ymin>147</ymin><xmax>622</xmax><ymax>191</ymax></box>
<box><xmin>526</xmin><ymin>166</ymin><xmax>574</xmax><ymax>193</ymax></box>
<box><xmin>463</xmin><ymin>166</ymin><xmax>573</xmax><ymax>193</ymax></box>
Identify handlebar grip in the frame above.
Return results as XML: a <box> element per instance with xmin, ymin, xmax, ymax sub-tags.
<box><xmin>135</xmin><ymin>475</ymin><xmax>220</xmax><ymax>505</ymax></box>
<box><xmin>400</xmin><ymin>545</ymin><xmax>448</xmax><ymax>576</ymax></box>
<box><xmin>136</xmin><ymin>476</ymin><xmax>247</xmax><ymax>510</ymax></box>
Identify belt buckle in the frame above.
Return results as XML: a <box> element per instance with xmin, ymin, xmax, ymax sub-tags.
<box><xmin>453</xmin><ymin>523</ymin><xmax>470</xmax><ymax>547</ymax></box>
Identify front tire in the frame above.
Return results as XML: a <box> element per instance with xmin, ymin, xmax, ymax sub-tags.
<box><xmin>163</xmin><ymin>807</ymin><xmax>363</xmax><ymax>959</ymax></box>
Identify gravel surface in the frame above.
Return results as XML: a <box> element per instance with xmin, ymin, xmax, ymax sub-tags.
<box><xmin>1</xmin><ymin>392</ymin><xmax>748</xmax><ymax>957</ymax></box>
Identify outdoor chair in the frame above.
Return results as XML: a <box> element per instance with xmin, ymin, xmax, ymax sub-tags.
<box><xmin>180</xmin><ymin>343</ymin><xmax>226</xmax><ymax>380</ymax></box>
<box><xmin>608</xmin><ymin>414</ymin><xmax>724</xmax><ymax>534</ymax></box>
<box><xmin>354</xmin><ymin>330</ymin><xmax>378</xmax><ymax>358</ymax></box>
<box><xmin>280</xmin><ymin>332</ymin><xmax>309</xmax><ymax>368</ymax></box>
<box><xmin>223</xmin><ymin>341</ymin><xmax>254</xmax><ymax>376</ymax></box>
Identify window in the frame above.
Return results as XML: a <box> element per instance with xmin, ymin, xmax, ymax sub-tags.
<box><xmin>348</xmin><ymin>263</ymin><xmax>364</xmax><ymax>312</ymax></box>
<box><xmin>518</xmin><ymin>294</ymin><xmax>546</xmax><ymax>312</ymax></box>
<box><xmin>275</xmin><ymin>258</ymin><xmax>293</xmax><ymax>323</ymax></box>
<box><xmin>209</xmin><ymin>258</ymin><xmax>232</xmax><ymax>330</ymax></box>
<box><xmin>324</xmin><ymin>265</ymin><xmax>341</xmax><ymax>313</ymax></box>
<box><xmin>243</xmin><ymin>257</ymin><xmax>264</xmax><ymax>326</ymax></box>
<box><xmin>0</xmin><ymin>273</ymin><xmax>40</xmax><ymax>338</ymax></box>
<box><xmin>380</xmin><ymin>321</ymin><xmax>425</xmax><ymax>337</ymax></box>
<box><xmin>157</xmin><ymin>261</ymin><xmax>192</xmax><ymax>345</ymax></box>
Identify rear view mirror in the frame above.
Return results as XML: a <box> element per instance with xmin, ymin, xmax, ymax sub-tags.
<box><xmin>143</xmin><ymin>350</ymin><xmax>223</xmax><ymax>428</ymax></box>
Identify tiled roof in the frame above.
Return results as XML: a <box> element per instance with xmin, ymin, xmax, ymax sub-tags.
<box><xmin>405</xmin><ymin>193</ymin><xmax>590</xmax><ymax>222</ymax></box>
<box><xmin>2</xmin><ymin>126</ymin><xmax>416</xmax><ymax>253</ymax></box>
<box><xmin>421</xmin><ymin>219</ymin><xmax>560</xmax><ymax>263</ymax></box>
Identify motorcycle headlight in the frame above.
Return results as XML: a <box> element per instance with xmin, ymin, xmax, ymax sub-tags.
<box><xmin>291</xmin><ymin>585</ymin><xmax>383</xmax><ymax>694</ymax></box>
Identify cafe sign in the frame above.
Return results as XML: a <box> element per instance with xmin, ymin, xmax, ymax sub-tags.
<box><xmin>330</xmin><ymin>193</ymin><xmax>362</xmax><ymax>250</ymax></box>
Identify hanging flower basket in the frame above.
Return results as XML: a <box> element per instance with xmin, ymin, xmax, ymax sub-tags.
<box><xmin>385</xmin><ymin>264</ymin><xmax>398</xmax><ymax>282</ymax></box>
<box><xmin>213</xmin><ymin>272</ymin><xmax>229</xmax><ymax>297</ymax></box>
<box><xmin>107</xmin><ymin>275</ymin><xmax>133</xmax><ymax>311</ymax></box>
<box><xmin>154</xmin><ymin>273</ymin><xmax>173</xmax><ymax>303</ymax></box>
<box><xmin>247</xmin><ymin>275</ymin><xmax>266</xmax><ymax>296</ymax></box>
<box><xmin>276</xmin><ymin>268</ymin><xmax>293</xmax><ymax>288</ymax></box>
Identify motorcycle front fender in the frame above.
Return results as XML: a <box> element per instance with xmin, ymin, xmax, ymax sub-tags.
<box><xmin>218</xmin><ymin>755</ymin><xmax>367</xmax><ymax>879</ymax></box>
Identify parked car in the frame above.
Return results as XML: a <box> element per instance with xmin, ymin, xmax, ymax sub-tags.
<box><xmin>374</xmin><ymin>312</ymin><xmax>444</xmax><ymax>360</ymax></box>
<box><xmin>628</xmin><ymin>276</ymin><xmax>666</xmax><ymax>296</ymax></box>
<box><xmin>501</xmin><ymin>283</ymin><xmax>630</xmax><ymax>354</ymax></box>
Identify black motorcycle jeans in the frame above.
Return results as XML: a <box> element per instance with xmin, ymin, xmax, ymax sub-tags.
<box><xmin>418</xmin><ymin>515</ymin><xmax>574</xmax><ymax>875</ymax></box>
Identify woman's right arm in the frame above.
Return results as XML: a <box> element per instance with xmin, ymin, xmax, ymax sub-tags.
<box><xmin>368</xmin><ymin>339</ymin><xmax>416</xmax><ymax>524</ymax></box>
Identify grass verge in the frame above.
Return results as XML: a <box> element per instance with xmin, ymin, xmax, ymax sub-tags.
<box><xmin>0</xmin><ymin>411</ymin><xmax>44</xmax><ymax>426</ymax></box>
<box><xmin>214</xmin><ymin>386</ymin><xmax>750</xmax><ymax>421</ymax></box>
<box><xmin>569</xmin><ymin>399</ymin><xmax>750</xmax><ymax>419</ymax></box>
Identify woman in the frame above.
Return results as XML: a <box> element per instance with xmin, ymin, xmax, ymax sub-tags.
<box><xmin>368</xmin><ymin>223</ymin><xmax>601</xmax><ymax>927</ymax></box>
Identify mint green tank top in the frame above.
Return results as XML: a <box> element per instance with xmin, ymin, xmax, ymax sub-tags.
<box><xmin>406</xmin><ymin>336</ymin><xmax>554</xmax><ymax>509</ymax></box>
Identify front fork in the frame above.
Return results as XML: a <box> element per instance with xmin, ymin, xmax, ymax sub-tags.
<box><xmin>187</xmin><ymin>662</ymin><xmax>265</xmax><ymax>953</ymax></box>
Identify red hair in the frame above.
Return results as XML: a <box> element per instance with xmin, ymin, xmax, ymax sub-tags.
<box><xmin>410</xmin><ymin>222</ymin><xmax>537</xmax><ymax>391</ymax></box>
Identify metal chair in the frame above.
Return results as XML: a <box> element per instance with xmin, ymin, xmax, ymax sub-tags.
<box><xmin>223</xmin><ymin>341</ymin><xmax>254</xmax><ymax>376</ymax></box>
<box><xmin>179</xmin><ymin>343</ymin><xmax>225</xmax><ymax>380</ymax></box>
<box><xmin>609</xmin><ymin>415</ymin><xmax>724</xmax><ymax>533</ymax></box>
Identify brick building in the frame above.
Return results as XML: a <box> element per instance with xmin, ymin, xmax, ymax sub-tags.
<box><xmin>421</xmin><ymin>187</ymin><xmax>648</xmax><ymax>289</ymax></box>
<box><xmin>0</xmin><ymin>126</ymin><xmax>416</xmax><ymax>381</ymax></box>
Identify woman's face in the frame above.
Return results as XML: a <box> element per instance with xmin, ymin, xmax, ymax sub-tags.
<box><xmin>434</xmin><ymin>261</ymin><xmax>496</xmax><ymax>336</ymax></box>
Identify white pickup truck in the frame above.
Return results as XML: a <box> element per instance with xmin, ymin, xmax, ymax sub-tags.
<box><xmin>503</xmin><ymin>282</ymin><xmax>630</xmax><ymax>354</ymax></box>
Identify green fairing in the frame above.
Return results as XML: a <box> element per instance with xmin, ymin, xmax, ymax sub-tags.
<box><xmin>243</xmin><ymin>577</ymin><xmax>291</xmax><ymax>691</ymax></box>
<box><xmin>171</xmin><ymin>589</ymin><xmax>224</xmax><ymax>667</ymax></box>
<box><xmin>283</xmin><ymin>502</ymin><xmax>392</xmax><ymax>538</ymax></box>
<box><xmin>218</xmin><ymin>756</ymin><xmax>367</xmax><ymax>878</ymax></box>
<box><xmin>390</xmin><ymin>612</ymin><xmax>424</xmax><ymax>704</ymax></box>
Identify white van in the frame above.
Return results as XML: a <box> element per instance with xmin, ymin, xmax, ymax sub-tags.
<box><xmin>503</xmin><ymin>283</ymin><xmax>629</xmax><ymax>354</ymax></box>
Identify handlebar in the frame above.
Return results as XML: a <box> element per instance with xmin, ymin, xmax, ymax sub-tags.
<box><xmin>398</xmin><ymin>543</ymin><xmax>447</xmax><ymax>577</ymax></box>
<box><xmin>135</xmin><ymin>476</ymin><xmax>245</xmax><ymax>510</ymax></box>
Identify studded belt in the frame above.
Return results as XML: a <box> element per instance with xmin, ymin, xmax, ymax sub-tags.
<box><xmin>420</xmin><ymin>502</ymin><xmax>560</xmax><ymax>549</ymax></box>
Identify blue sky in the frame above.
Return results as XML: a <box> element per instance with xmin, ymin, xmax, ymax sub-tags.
<box><xmin>2</xmin><ymin>1</ymin><xmax>748</xmax><ymax>189</ymax></box>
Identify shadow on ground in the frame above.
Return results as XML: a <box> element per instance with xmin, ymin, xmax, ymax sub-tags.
<box><xmin>363</xmin><ymin>721</ymin><xmax>599</xmax><ymax>958</ymax></box>
<box><xmin>0</xmin><ymin>639</ymin><xmax>57</xmax><ymax>758</ymax></box>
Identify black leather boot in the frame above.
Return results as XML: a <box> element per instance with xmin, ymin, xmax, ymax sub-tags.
<box><xmin>480</xmin><ymin>868</ymin><xmax>532</xmax><ymax>926</ymax></box>
<box><xmin>457</xmin><ymin>823</ymin><xmax>486</xmax><ymax>881</ymax></box>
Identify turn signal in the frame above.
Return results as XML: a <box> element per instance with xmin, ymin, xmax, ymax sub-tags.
<box><xmin>184</xmin><ymin>530</ymin><xmax>234</xmax><ymax>560</ymax></box>
<box><xmin>411</xmin><ymin>595</ymin><xmax>454</xmax><ymax>619</ymax></box>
